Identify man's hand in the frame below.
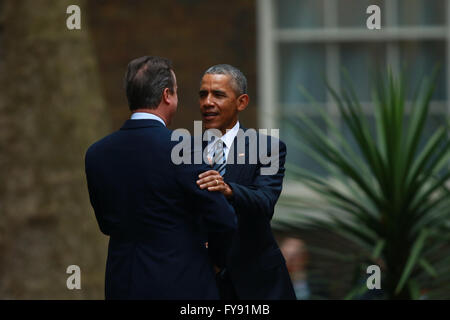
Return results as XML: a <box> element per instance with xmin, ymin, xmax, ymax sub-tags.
<box><xmin>197</xmin><ymin>170</ymin><xmax>233</xmax><ymax>199</ymax></box>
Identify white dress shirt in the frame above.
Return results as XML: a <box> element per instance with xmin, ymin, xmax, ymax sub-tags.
<box><xmin>206</xmin><ymin>121</ymin><xmax>240</xmax><ymax>162</ymax></box>
<box><xmin>130</xmin><ymin>112</ymin><xmax>166</xmax><ymax>126</ymax></box>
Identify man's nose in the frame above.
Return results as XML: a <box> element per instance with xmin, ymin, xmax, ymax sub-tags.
<box><xmin>202</xmin><ymin>94</ymin><xmax>214</xmax><ymax>107</ymax></box>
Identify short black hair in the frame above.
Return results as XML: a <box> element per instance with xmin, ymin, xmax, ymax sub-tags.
<box><xmin>124</xmin><ymin>56</ymin><xmax>174</xmax><ymax>110</ymax></box>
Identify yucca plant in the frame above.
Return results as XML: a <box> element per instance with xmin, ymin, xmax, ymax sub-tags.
<box><xmin>274</xmin><ymin>69</ymin><xmax>450</xmax><ymax>299</ymax></box>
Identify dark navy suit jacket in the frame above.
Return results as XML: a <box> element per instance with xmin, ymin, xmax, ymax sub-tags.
<box><xmin>85</xmin><ymin>119</ymin><xmax>237</xmax><ymax>300</ymax></box>
<box><xmin>208</xmin><ymin>125</ymin><xmax>296</xmax><ymax>300</ymax></box>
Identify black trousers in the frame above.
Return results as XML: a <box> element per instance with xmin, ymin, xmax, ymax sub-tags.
<box><xmin>216</xmin><ymin>269</ymin><xmax>238</xmax><ymax>300</ymax></box>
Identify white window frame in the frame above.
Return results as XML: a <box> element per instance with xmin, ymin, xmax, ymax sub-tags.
<box><xmin>257</xmin><ymin>0</ymin><xmax>450</xmax><ymax>130</ymax></box>
<box><xmin>257</xmin><ymin>0</ymin><xmax>450</xmax><ymax>212</ymax></box>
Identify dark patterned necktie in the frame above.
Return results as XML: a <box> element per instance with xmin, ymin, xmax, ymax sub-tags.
<box><xmin>212</xmin><ymin>139</ymin><xmax>227</xmax><ymax>176</ymax></box>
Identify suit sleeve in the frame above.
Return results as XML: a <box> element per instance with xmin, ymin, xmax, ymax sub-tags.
<box><xmin>85</xmin><ymin>150</ymin><xmax>110</xmax><ymax>236</ymax></box>
<box><xmin>175</xmin><ymin>160</ymin><xmax>237</xmax><ymax>233</ymax></box>
<box><xmin>227</xmin><ymin>138</ymin><xmax>287</xmax><ymax>221</ymax></box>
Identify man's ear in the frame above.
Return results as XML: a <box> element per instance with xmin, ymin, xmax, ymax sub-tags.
<box><xmin>237</xmin><ymin>94</ymin><xmax>249</xmax><ymax>112</ymax></box>
<box><xmin>162</xmin><ymin>88</ymin><xmax>171</xmax><ymax>104</ymax></box>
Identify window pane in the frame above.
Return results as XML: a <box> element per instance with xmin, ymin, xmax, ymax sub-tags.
<box><xmin>279</xmin><ymin>43</ymin><xmax>327</xmax><ymax>106</ymax></box>
<box><xmin>338</xmin><ymin>0</ymin><xmax>385</xmax><ymax>27</ymax></box>
<box><xmin>340</xmin><ymin>43</ymin><xmax>387</xmax><ymax>101</ymax></box>
<box><xmin>398</xmin><ymin>0</ymin><xmax>445</xmax><ymax>26</ymax></box>
<box><xmin>399</xmin><ymin>41</ymin><xmax>446</xmax><ymax>100</ymax></box>
<box><xmin>281</xmin><ymin>115</ymin><xmax>328</xmax><ymax>176</ymax></box>
<box><xmin>279</xmin><ymin>43</ymin><xmax>327</xmax><ymax>175</ymax></box>
<box><xmin>276</xmin><ymin>0</ymin><xmax>324</xmax><ymax>29</ymax></box>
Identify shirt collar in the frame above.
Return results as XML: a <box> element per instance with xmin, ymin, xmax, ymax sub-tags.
<box><xmin>206</xmin><ymin>121</ymin><xmax>240</xmax><ymax>149</ymax></box>
<box><xmin>221</xmin><ymin>121</ymin><xmax>240</xmax><ymax>149</ymax></box>
<box><xmin>130</xmin><ymin>112</ymin><xmax>166</xmax><ymax>127</ymax></box>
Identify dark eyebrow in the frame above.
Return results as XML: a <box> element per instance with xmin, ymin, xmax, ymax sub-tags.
<box><xmin>212</xmin><ymin>90</ymin><xmax>227</xmax><ymax>96</ymax></box>
<box><xmin>199</xmin><ymin>89</ymin><xmax>227</xmax><ymax>97</ymax></box>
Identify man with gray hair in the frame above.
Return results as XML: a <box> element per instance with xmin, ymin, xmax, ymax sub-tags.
<box><xmin>196</xmin><ymin>64</ymin><xmax>296</xmax><ymax>299</ymax></box>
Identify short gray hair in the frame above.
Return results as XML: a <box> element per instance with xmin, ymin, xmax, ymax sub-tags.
<box><xmin>203</xmin><ymin>64</ymin><xmax>247</xmax><ymax>96</ymax></box>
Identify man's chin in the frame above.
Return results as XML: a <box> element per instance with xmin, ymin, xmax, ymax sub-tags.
<box><xmin>202</xmin><ymin>120</ymin><xmax>215</xmax><ymax>130</ymax></box>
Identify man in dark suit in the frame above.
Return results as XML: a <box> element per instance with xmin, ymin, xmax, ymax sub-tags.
<box><xmin>196</xmin><ymin>64</ymin><xmax>296</xmax><ymax>299</ymax></box>
<box><xmin>85</xmin><ymin>56</ymin><xmax>237</xmax><ymax>299</ymax></box>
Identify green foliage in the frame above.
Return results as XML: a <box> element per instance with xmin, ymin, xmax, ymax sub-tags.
<box><xmin>276</xmin><ymin>68</ymin><xmax>450</xmax><ymax>299</ymax></box>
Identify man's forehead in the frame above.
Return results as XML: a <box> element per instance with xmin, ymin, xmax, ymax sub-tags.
<box><xmin>200</xmin><ymin>74</ymin><xmax>232</xmax><ymax>89</ymax></box>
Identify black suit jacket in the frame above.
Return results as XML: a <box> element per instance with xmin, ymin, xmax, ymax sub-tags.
<box><xmin>85</xmin><ymin>119</ymin><xmax>237</xmax><ymax>299</ymax></box>
<box><xmin>209</xmin><ymin>125</ymin><xmax>296</xmax><ymax>300</ymax></box>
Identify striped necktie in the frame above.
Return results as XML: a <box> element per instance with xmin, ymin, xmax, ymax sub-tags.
<box><xmin>212</xmin><ymin>139</ymin><xmax>227</xmax><ymax>176</ymax></box>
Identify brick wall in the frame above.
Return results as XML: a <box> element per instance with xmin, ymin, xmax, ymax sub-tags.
<box><xmin>87</xmin><ymin>0</ymin><xmax>257</xmax><ymax>132</ymax></box>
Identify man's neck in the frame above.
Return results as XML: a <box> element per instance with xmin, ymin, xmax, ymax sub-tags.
<box><xmin>221</xmin><ymin>120</ymin><xmax>239</xmax><ymax>135</ymax></box>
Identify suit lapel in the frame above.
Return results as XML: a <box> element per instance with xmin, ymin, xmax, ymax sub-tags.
<box><xmin>224</xmin><ymin>125</ymin><xmax>249</xmax><ymax>183</ymax></box>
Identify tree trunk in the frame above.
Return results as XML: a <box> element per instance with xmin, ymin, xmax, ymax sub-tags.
<box><xmin>0</xmin><ymin>0</ymin><xmax>110</xmax><ymax>299</ymax></box>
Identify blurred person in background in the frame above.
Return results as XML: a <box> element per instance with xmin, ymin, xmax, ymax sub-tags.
<box><xmin>280</xmin><ymin>237</ymin><xmax>311</xmax><ymax>300</ymax></box>
<box><xmin>196</xmin><ymin>64</ymin><xmax>296</xmax><ymax>300</ymax></box>
<box><xmin>85</xmin><ymin>56</ymin><xmax>237</xmax><ymax>299</ymax></box>
<box><xmin>280</xmin><ymin>236</ymin><xmax>330</xmax><ymax>300</ymax></box>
